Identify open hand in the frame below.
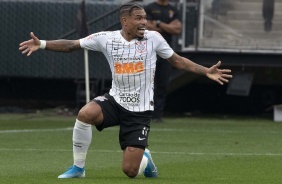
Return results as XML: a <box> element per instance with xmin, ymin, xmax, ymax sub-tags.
<box><xmin>206</xmin><ymin>61</ymin><xmax>232</xmax><ymax>85</ymax></box>
<box><xmin>19</xmin><ymin>32</ymin><xmax>41</xmax><ymax>56</ymax></box>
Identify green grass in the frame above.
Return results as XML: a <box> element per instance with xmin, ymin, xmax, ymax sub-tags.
<box><xmin>0</xmin><ymin>113</ymin><xmax>282</xmax><ymax>184</ymax></box>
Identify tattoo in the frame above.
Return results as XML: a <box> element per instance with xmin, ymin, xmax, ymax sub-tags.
<box><xmin>168</xmin><ymin>53</ymin><xmax>207</xmax><ymax>75</ymax></box>
<box><xmin>181</xmin><ymin>60</ymin><xmax>191</xmax><ymax>71</ymax></box>
<box><xmin>68</xmin><ymin>40</ymin><xmax>81</xmax><ymax>51</ymax></box>
<box><xmin>167</xmin><ymin>59</ymin><xmax>175</xmax><ymax>65</ymax></box>
<box><xmin>46</xmin><ymin>40</ymin><xmax>80</xmax><ymax>52</ymax></box>
<box><xmin>195</xmin><ymin>64</ymin><xmax>206</xmax><ymax>75</ymax></box>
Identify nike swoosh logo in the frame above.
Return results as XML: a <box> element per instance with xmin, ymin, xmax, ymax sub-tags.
<box><xmin>138</xmin><ymin>137</ymin><xmax>146</xmax><ymax>140</ymax></box>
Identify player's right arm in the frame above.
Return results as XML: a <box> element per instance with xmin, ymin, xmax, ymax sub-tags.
<box><xmin>19</xmin><ymin>32</ymin><xmax>81</xmax><ymax>56</ymax></box>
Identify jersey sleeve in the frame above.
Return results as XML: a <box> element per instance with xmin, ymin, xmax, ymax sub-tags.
<box><xmin>79</xmin><ymin>32</ymin><xmax>106</xmax><ymax>52</ymax></box>
<box><xmin>154</xmin><ymin>31</ymin><xmax>174</xmax><ymax>59</ymax></box>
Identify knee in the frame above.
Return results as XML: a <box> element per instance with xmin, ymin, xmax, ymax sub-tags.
<box><xmin>78</xmin><ymin>107</ymin><xmax>90</xmax><ymax>121</ymax></box>
<box><xmin>122</xmin><ymin>165</ymin><xmax>139</xmax><ymax>178</ymax></box>
<box><xmin>77</xmin><ymin>103</ymin><xmax>100</xmax><ymax>124</ymax></box>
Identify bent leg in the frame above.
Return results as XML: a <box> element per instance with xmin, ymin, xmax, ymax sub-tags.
<box><xmin>77</xmin><ymin>101</ymin><xmax>104</xmax><ymax>125</ymax></box>
<box><xmin>122</xmin><ymin>146</ymin><xmax>145</xmax><ymax>178</ymax></box>
<box><xmin>58</xmin><ymin>101</ymin><xmax>104</xmax><ymax>178</ymax></box>
<box><xmin>73</xmin><ymin>102</ymin><xmax>104</xmax><ymax>167</ymax></box>
<box><xmin>72</xmin><ymin>119</ymin><xmax>92</xmax><ymax>168</ymax></box>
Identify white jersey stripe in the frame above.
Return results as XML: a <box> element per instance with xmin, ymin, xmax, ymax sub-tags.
<box><xmin>80</xmin><ymin>30</ymin><xmax>174</xmax><ymax>112</ymax></box>
<box><xmin>145</xmin><ymin>39</ymin><xmax>150</xmax><ymax>111</ymax></box>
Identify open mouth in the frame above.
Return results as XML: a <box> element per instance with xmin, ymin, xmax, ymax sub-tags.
<box><xmin>138</xmin><ymin>28</ymin><xmax>145</xmax><ymax>34</ymax></box>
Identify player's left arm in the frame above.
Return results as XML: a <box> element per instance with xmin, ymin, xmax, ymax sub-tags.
<box><xmin>167</xmin><ymin>52</ymin><xmax>232</xmax><ymax>85</ymax></box>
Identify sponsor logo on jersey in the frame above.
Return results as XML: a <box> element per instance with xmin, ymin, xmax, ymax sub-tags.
<box><xmin>114</xmin><ymin>62</ymin><xmax>144</xmax><ymax>74</ymax></box>
<box><xmin>119</xmin><ymin>92</ymin><xmax>140</xmax><ymax>106</ymax></box>
<box><xmin>113</xmin><ymin>56</ymin><xmax>144</xmax><ymax>61</ymax></box>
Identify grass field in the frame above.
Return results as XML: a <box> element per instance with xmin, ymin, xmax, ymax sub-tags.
<box><xmin>0</xmin><ymin>113</ymin><xmax>282</xmax><ymax>184</ymax></box>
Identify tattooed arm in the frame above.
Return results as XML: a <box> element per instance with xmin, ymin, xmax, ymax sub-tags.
<box><xmin>167</xmin><ymin>52</ymin><xmax>232</xmax><ymax>85</ymax></box>
<box><xmin>44</xmin><ymin>40</ymin><xmax>81</xmax><ymax>53</ymax></box>
<box><xmin>19</xmin><ymin>32</ymin><xmax>81</xmax><ymax>56</ymax></box>
<box><xmin>167</xmin><ymin>52</ymin><xmax>208</xmax><ymax>74</ymax></box>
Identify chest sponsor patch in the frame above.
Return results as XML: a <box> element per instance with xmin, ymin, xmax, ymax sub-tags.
<box><xmin>114</xmin><ymin>62</ymin><xmax>144</xmax><ymax>74</ymax></box>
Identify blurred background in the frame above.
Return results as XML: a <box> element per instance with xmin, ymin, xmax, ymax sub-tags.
<box><xmin>0</xmin><ymin>0</ymin><xmax>282</xmax><ymax>116</ymax></box>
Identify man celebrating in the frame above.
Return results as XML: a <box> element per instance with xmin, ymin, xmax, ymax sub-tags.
<box><xmin>19</xmin><ymin>3</ymin><xmax>232</xmax><ymax>179</ymax></box>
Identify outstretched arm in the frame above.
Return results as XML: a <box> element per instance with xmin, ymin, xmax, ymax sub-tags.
<box><xmin>167</xmin><ymin>52</ymin><xmax>232</xmax><ymax>85</ymax></box>
<box><xmin>19</xmin><ymin>32</ymin><xmax>81</xmax><ymax>56</ymax></box>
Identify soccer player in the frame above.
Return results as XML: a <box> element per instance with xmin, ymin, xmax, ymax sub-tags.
<box><xmin>19</xmin><ymin>3</ymin><xmax>232</xmax><ymax>179</ymax></box>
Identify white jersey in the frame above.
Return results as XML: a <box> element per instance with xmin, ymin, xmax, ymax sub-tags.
<box><xmin>80</xmin><ymin>30</ymin><xmax>174</xmax><ymax>112</ymax></box>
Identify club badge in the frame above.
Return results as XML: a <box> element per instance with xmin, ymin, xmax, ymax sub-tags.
<box><xmin>135</xmin><ymin>41</ymin><xmax>147</xmax><ymax>53</ymax></box>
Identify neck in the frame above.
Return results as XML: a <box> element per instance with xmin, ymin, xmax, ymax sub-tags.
<box><xmin>157</xmin><ymin>0</ymin><xmax>168</xmax><ymax>5</ymax></box>
<box><xmin>120</xmin><ymin>30</ymin><xmax>134</xmax><ymax>42</ymax></box>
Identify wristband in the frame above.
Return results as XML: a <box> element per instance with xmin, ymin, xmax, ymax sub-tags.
<box><xmin>39</xmin><ymin>40</ymin><xmax>46</xmax><ymax>49</ymax></box>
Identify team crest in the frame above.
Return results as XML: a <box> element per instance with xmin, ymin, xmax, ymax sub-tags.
<box><xmin>135</xmin><ymin>41</ymin><xmax>147</xmax><ymax>53</ymax></box>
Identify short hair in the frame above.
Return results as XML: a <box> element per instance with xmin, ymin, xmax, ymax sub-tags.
<box><xmin>119</xmin><ymin>3</ymin><xmax>143</xmax><ymax>20</ymax></box>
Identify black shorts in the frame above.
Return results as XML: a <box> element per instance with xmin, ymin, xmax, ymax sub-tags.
<box><xmin>92</xmin><ymin>93</ymin><xmax>153</xmax><ymax>150</ymax></box>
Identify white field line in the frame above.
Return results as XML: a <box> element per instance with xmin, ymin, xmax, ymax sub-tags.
<box><xmin>0</xmin><ymin>148</ymin><xmax>281</xmax><ymax>156</ymax></box>
<box><xmin>0</xmin><ymin>128</ymin><xmax>281</xmax><ymax>156</ymax></box>
<box><xmin>0</xmin><ymin>127</ymin><xmax>281</xmax><ymax>134</ymax></box>
<box><xmin>0</xmin><ymin>127</ymin><xmax>73</xmax><ymax>133</ymax></box>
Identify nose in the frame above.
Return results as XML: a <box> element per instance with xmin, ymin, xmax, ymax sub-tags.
<box><xmin>141</xmin><ymin>18</ymin><xmax>147</xmax><ymax>25</ymax></box>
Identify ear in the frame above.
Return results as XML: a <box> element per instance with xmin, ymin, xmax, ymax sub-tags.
<box><xmin>121</xmin><ymin>16</ymin><xmax>127</xmax><ymax>25</ymax></box>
